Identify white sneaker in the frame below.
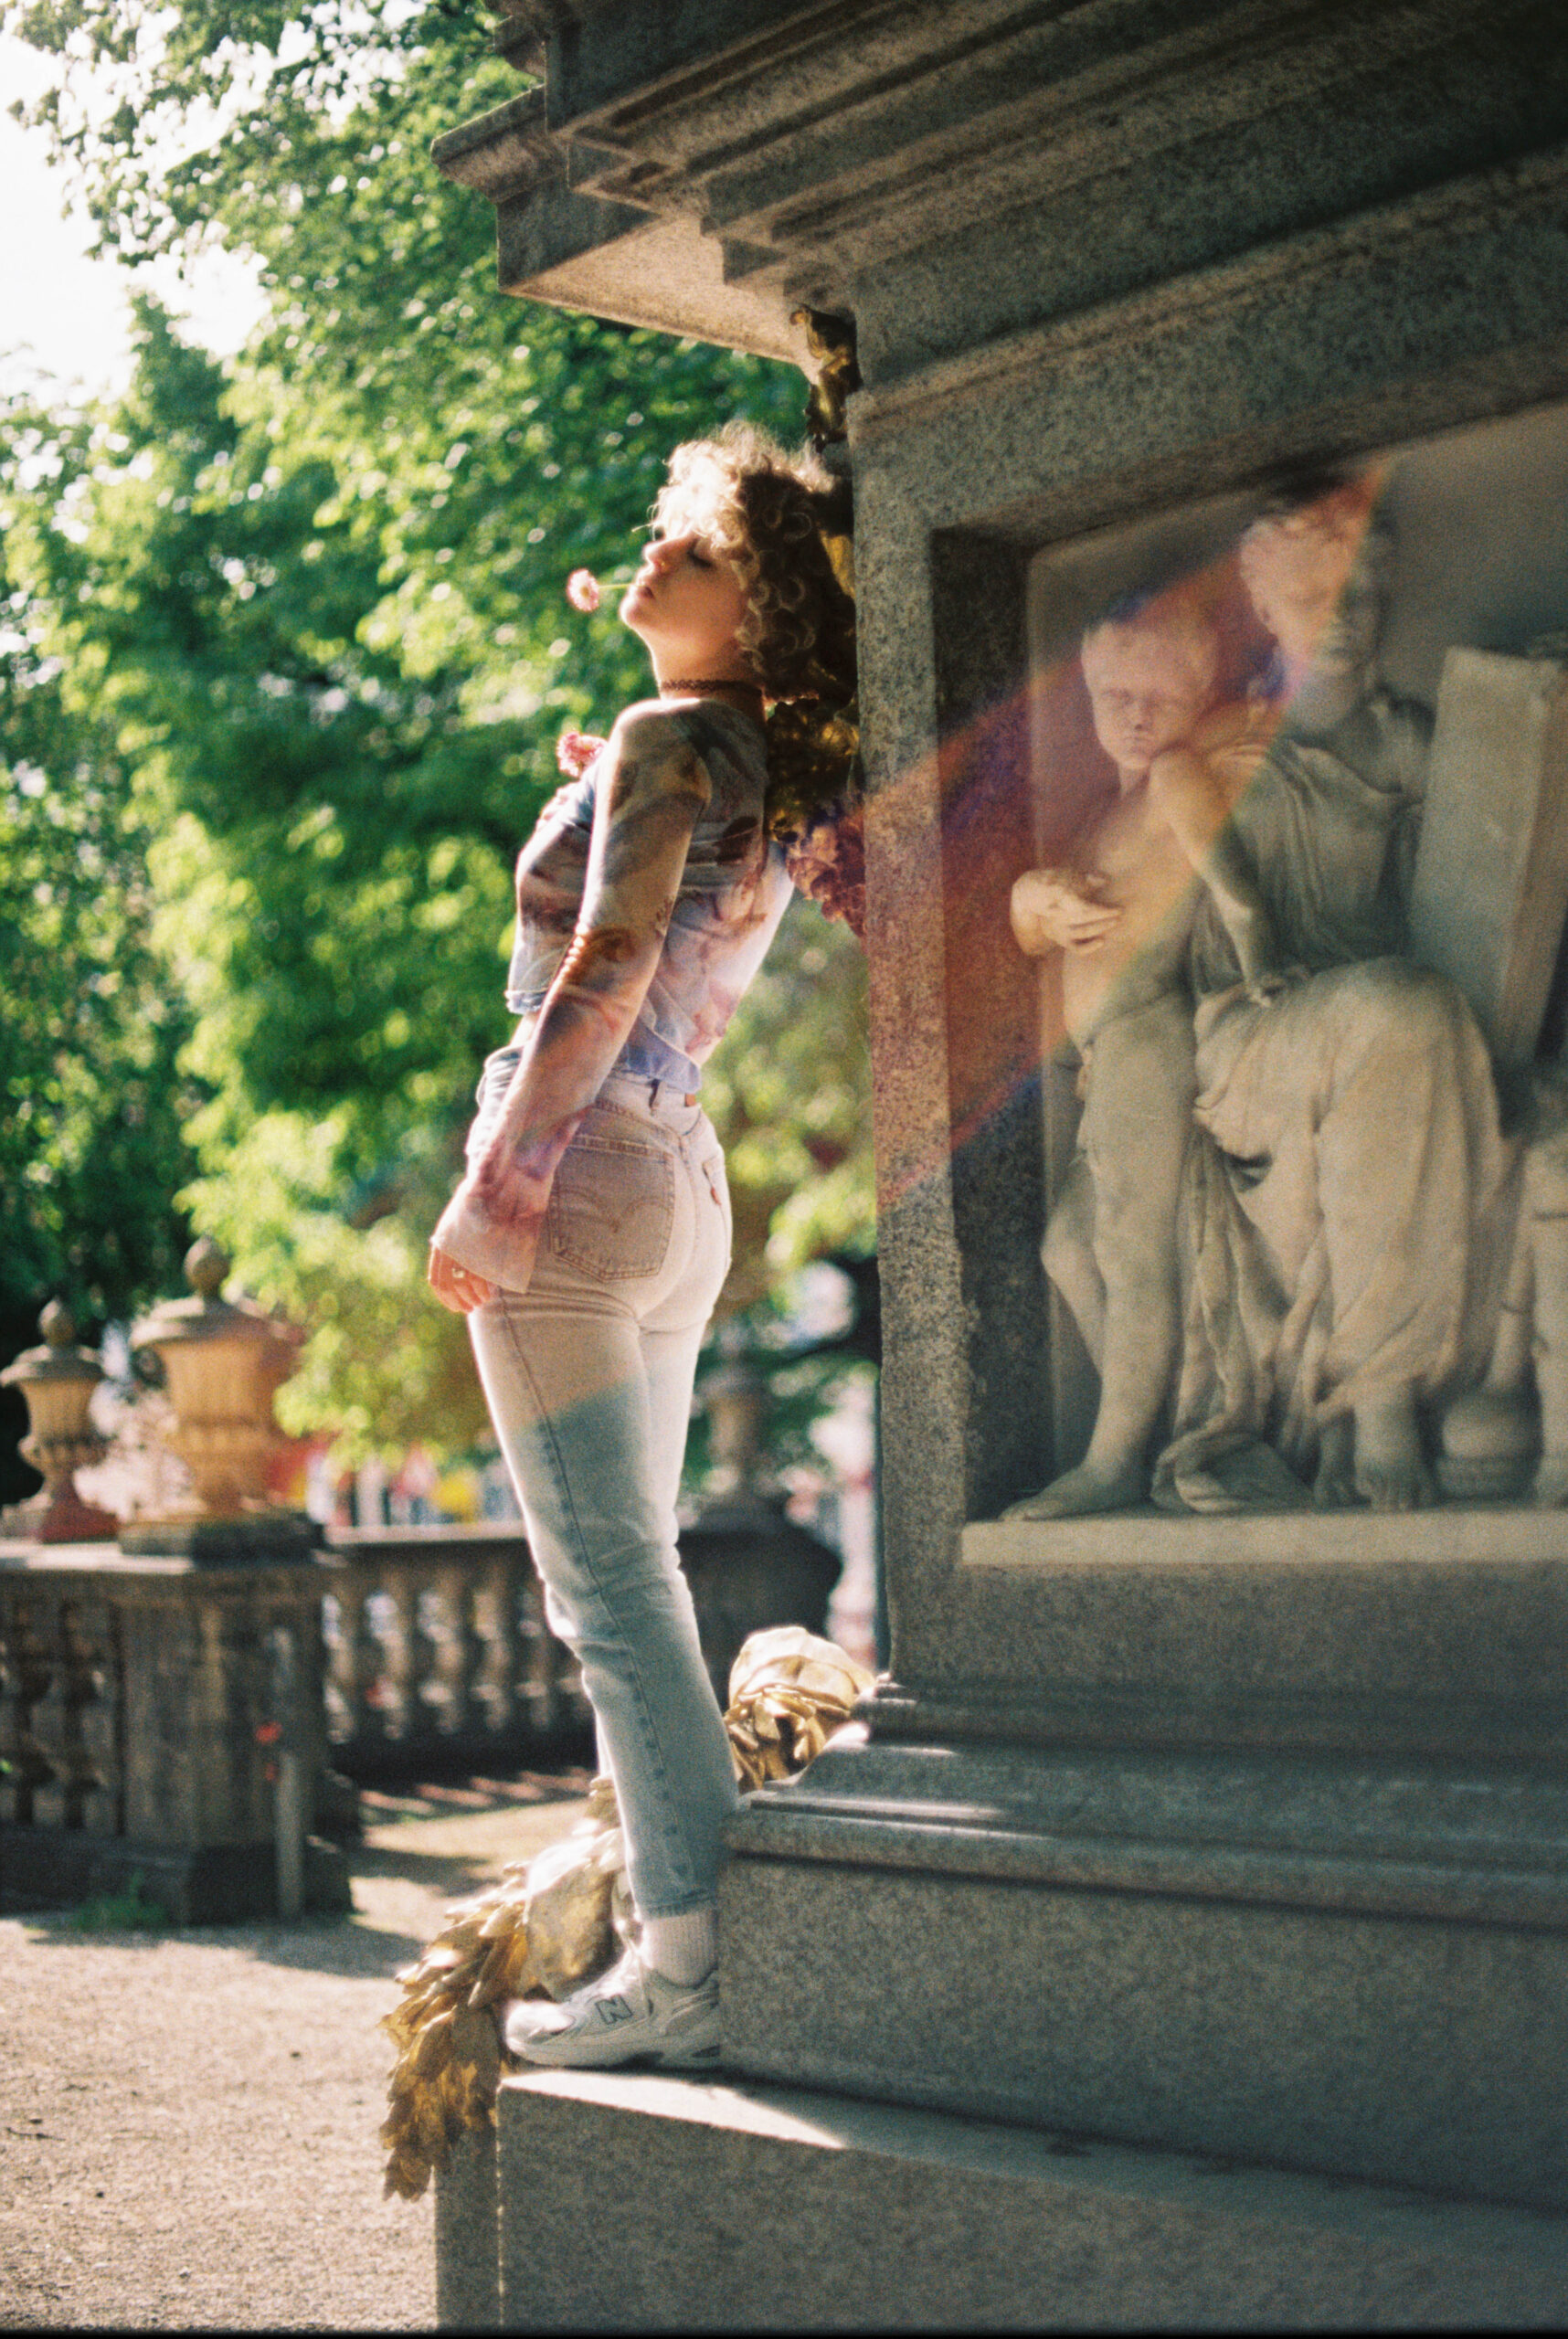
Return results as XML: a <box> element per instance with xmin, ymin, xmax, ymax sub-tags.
<box><xmin>502</xmin><ymin>1946</ymin><xmax>721</xmax><ymax>2070</ymax></box>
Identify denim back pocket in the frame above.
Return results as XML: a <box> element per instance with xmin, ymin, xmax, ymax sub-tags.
<box><xmin>546</xmin><ymin>1122</ymin><xmax>676</xmax><ymax>1282</ymax></box>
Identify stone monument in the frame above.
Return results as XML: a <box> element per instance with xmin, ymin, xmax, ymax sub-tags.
<box><xmin>429</xmin><ymin>3</ymin><xmax>1568</xmax><ymax>2323</ymax></box>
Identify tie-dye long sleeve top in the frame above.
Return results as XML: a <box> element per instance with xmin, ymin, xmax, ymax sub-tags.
<box><xmin>504</xmin><ymin>698</ymin><xmax>792</xmax><ymax>1091</ymax></box>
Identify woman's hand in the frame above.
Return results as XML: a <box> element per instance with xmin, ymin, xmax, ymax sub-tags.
<box><xmin>427</xmin><ymin>1154</ymin><xmax>551</xmax><ymax>1313</ymax></box>
<box><xmin>1010</xmin><ymin>866</ymin><xmax>1121</xmax><ymax>956</ymax></box>
<box><xmin>427</xmin><ymin>1238</ymin><xmax>496</xmax><ymax>1316</ymax></box>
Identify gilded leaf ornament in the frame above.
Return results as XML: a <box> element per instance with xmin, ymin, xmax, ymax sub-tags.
<box><xmin>380</xmin><ymin>1626</ymin><xmax>873</xmax><ymax>2200</ymax></box>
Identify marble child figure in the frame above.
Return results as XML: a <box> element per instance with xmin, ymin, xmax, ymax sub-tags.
<box><xmin>1008</xmin><ymin>592</ymin><xmax>1277</xmax><ymax>1516</ymax></box>
<box><xmin>427</xmin><ymin>423</ymin><xmax>855</xmax><ymax>2069</ymax></box>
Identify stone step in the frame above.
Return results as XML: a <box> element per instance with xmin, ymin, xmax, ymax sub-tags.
<box><xmin>437</xmin><ymin>2067</ymin><xmax>1568</xmax><ymax>2331</ymax></box>
<box><xmin>720</xmin><ymin>1738</ymin><xmax>1568</xmax><ymax>2214</ymax></box>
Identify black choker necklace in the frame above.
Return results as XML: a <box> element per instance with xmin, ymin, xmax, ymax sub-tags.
<box><xmin>658</xmin><ymin>677</ymin><xmax>765</xmax><ymax>697</ymax></box>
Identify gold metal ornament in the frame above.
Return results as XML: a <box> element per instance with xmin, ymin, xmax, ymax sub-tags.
<box><xmin>792</xmin><ymin>307</ymin><xmax>862</xmax><ymax>448</ymax></box>
<box><xmin>379</xmin><ymin>1627</ymin><xmax>874</xmax><ymax>2199</ymax></box>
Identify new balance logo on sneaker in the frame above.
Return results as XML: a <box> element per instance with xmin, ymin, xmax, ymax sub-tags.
<box><xmin>502</xmin><ymin>1946</ymin><xmax>720</xmax><ymax>2069</ymax></box>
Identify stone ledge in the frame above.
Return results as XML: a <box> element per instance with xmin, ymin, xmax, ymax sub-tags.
<box><xmin>718</xmin><ymin>1850</ymin><xmax>1568</xmax><ymax>2211</ymax></box>
<box><xmin>962</xmin><ymin>1504</ymin><xmax>1568</xmax><ymax>1570</ymax></box>
<box><xmin>437</xmin><ymin>2065</ymin><xmax>1568</xmax><ymax>2329</ymax></box>
<box><xmin>117</xmin><ymin>1513</ymin><xmax>322</xmax><ymax>1562</ymax></box>
<box><xmin>492</xmin><ymin>188</ymin><xmax>810</xmax><ymax>358</ymax></box>
<box><xmin>727</xmin><ymin>1732</ymin><xmax>1568</xmax><ymax>1929</ymax></box>
<box><xmin>1</xmin><ymin>1536</ymin><xmax>334</xmax><ymax>1595</ymax></box>
<box><xmin>874</xmin><ymin>1508</ymin><xmax>1568</xmax><ymax>1760</ymax></box>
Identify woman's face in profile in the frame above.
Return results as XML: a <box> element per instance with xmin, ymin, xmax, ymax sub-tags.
<box><xmin>620</xmin><ymin>512</ymin><xmax>749</xmax><ymax>674</ymax></box>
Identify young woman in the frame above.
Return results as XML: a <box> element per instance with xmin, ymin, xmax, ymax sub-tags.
<box><xmin>427</xmin><ymin>422</ymin><xmax>856</xmax><ymax>2069</ymax></box>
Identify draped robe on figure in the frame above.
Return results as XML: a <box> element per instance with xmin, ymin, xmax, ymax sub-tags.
<box><xmin>1150</xmin><ymin>691</ymin><xmax>1516</xmax><ymax>1511</ymax></box>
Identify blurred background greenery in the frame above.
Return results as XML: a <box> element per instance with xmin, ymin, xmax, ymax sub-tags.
<box><xmin>1</xmin><ymin>0</ymin><xmax>874</xmax><ymax>1498</ymax></box>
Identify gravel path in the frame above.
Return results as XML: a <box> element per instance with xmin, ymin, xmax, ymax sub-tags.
<box><xmin>1</xmin><ymin>1776</ymin><xmax>589</xmax><ymax>2331</ymax></box>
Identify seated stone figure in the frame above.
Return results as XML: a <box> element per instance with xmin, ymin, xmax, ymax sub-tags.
<box><xmin>1007</xmin><ymin>588</ymin><xmax>1279</xmax><ymax>1517</ymax></box>
<box><xmin>1156</xmin><ymin>482</ymin><xmax>1510</xmax><ymax>1513</ymax></box>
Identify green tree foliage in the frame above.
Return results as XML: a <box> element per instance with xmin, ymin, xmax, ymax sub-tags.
<box><xmin>0</xmin><ymin>386</ymin><xmax>197</xmax><ymax>1494</ymax></box>
<box><xmin>3</xmin><ymin>1</ymin><xmax>874</xmax><ymax>1466</ymax></box>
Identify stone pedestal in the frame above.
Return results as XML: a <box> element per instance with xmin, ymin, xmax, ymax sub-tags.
<box><xmin>681</xmin><ymin>1502</ymin><xmax>841</xmax><ymax>1709</ymax></box>
<box><xmin>681</xmin><ymin>1334</ymin><xmax>844</xmax><ymax>1700</ymax></box>
<box><xmin>719</xmin><ymin>1511</ymin><xmax>1568</xmax><ymax>2217</ymax></box>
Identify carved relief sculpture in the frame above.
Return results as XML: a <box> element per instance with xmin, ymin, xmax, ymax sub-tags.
<box><xmin>1009</xmin><ymin>437</ymin><xmax>1568</xmax><ymax>1517</ymax></box>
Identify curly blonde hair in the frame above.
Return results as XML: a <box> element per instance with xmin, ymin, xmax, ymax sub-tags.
<box><xmin>653</xmin><ymin>423</ymin><xmax>860</xmax><ymax>831</ymax></box>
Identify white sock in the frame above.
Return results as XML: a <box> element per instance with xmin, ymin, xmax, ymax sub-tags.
<box><xmin>641</xmin><ymin>1906</ymin><xmax>717</xmax><ymax>1986</ymax></box>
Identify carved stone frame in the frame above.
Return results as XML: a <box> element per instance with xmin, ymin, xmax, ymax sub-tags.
<box><xmin>853</xmin><ymin>144</ymin><xmax>1568</xmax><ymax>1752</ymax></box>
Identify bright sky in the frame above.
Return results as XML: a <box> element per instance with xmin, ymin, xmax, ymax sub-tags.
<box><xmin>0</xmin><ymin>28</ymin><xmax>266</xmax><ymax>401</ymax></box>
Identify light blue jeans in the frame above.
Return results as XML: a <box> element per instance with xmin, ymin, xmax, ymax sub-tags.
<box><xmin>467</xmin><ymin>1067</ymin><xmax>739</xmax><ymax>1919</ymax></box>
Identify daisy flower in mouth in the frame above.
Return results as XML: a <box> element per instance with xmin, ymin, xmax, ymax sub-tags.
<box><xmin>566</xmin><ymin>569</ymin><xmax>600</xmax><ymax>613</ymax></box>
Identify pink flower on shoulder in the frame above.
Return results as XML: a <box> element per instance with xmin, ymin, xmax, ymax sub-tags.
<box><xmin>566</xmin><ymin>570</ymin><xmax>600</xmax><ymax>613</ymax></box>
<box><xmin>556</xmin><ymin>731</ymin><xmax>607</xmax><ymax>779</ymax></box>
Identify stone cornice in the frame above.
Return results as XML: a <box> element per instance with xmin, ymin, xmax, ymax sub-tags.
<box><xmin>846</xmin><ymin>138</ymin><xmax>1568</xmax><ymax>444</ymax></box>
<box><xmin>436</xmin><ymin>0</ymin><xmax>1568</xmax><ymax>367</ymax></box>
<box><xmin>430</xmin><ymin>89</ymin><xmax>559</xmax><ymax>203</ymax></box>
<box><xmin>688</xmin><ymin>0</ymin><xmax>1497</xmax><ymax>275</ymax></box>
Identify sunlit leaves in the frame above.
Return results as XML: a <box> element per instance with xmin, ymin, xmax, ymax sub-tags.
<box><xmin>0</xmin><ymin>386</ymin><xmax>196</xmax><ymax>1393</ymax></box>
<box><xmin>2</xmin><ymin>0</ymin><xmax>873</xmax><ymax>1463</ymax></box>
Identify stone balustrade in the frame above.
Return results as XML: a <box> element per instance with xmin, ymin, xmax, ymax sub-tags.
<box><xmin>319</xmin><ymin>1513</ymin><xmax>843</xmax><ymax>1774</ymax></box>
<box><xmin>0</xmin><ymin>1523</ymin><xmax>597</xmax><ymax>1918</ymax></box>
<box><xmin>0</xmin><ymin>1571</ymin><xmax>122</xmax><ymax>1837</ymax></box>
<box><xmin>1</xmin><ymin>1508</ymin><xmax>844</xmax><ymax>1919</ymax></box>
<box><xmin>2</xmin><ymin>1244</ymin><xmax>842</xmax><ymax>1919</ymax></box>
<box><xmin>3</xmin><ymin>1240</ymin><xmax>850</xmax><ymax>1837</ymax></box>
<box><xmin>0</xmin><ymin>1528</ymin><xmax>347</xmax><ymax>1921</ymax></box>
<box><xmin>321</xmin><ymin>1523</ymin><xmax>591</xmax><ymax>1778</ymax></box>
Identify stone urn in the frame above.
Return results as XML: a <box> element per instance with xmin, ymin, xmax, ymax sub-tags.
<box><xmin>130</xmin><ymin>1238</ymin><xmax>304</xmax><ymax>1519</ymax></box>
<box><xmin>698</xmin><ymin>1328</ymin><xmax>779</xmax><ymax>1521</ymax></box>
<box><xmin>0</xmin><ymin>1299</ymin><xmax>119</xmax><ymax>1542</ymax></box>
<box><xmin>679</xmin><ymin>1325</ymin><xmax>841</xmax><ymax>1706</ymax></box>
